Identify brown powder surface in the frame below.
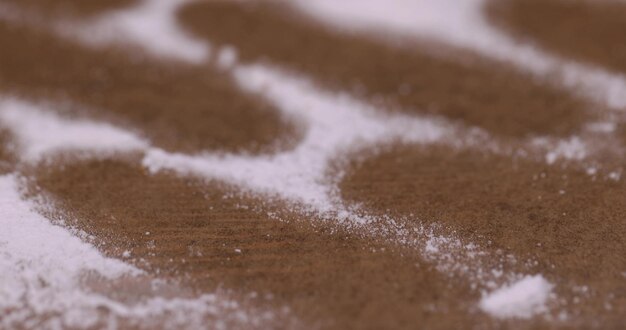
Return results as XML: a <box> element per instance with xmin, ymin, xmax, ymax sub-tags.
<box><xmin>179</xmin><ymin>1</ymin><xmax>591</xmax><ymax>138</ymax></box>
<box><xmin>486</xmin><ymin>0</ymin><xmax>626</xmax><ymax>75</ymax></box>
<box><xmin>30</xmin><ymin>158</ymin><xmax>521</xmax><ymax>329</ymax></box>
<box><xmin>0</xmin><ymin>18</ymin><xmax>298</xmax><ymax>154</ymax></box>
<box><xmin>340</xmin><ymin>144</ymin><xmax>626</xmax><ymax>326</ymax></box>
<box><xmin>0</xmin><ymin>130</ymin><xmax>15</xmax><ymax>174</ymax></box>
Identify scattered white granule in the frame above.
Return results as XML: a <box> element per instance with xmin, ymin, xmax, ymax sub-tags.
<box><xmin>608</xmin><ymin>171</ymin><xmax>622</xmax><ymax>181</ymax></box>
<box><xmin>586</xmin><ymin>167</ymin><xmax>598</xmax><ymax>176</ymax></box>
<box><xmin>480</xmin><ymin>275</ymin><xmax>553</xmax><ymax>319</ymax></box>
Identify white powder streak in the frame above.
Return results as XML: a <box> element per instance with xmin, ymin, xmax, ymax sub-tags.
<box><xmin>74</xmin><ymin>0</ymin><xmax>208</xmax><ymax>63</ymax></box>
<box><xmin>291</xmin><ymin>0</ymin><xmax>626</xmax><ymax>110</ymax></box>
<box><xmin>0</xmin><ymin>98</ymin><xmax>148</xmax><ymax>162</ymax></box>
<box><xmin>480</xmin><ymin>275</ymin><xmax>554</xmax><ymax>319</ymax></box>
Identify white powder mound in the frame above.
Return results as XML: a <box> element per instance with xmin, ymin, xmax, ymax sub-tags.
<box><xmin>0</xmin><ymin>98</ymin><xmax>148</xmax><ymax>162</ymax></box>
<box><xmin>290</xmin><ymin>0</ymin><xmax>626</xmax><ymax>110</ymax></box>
<box><xmin>74</xmin><ymin>0</ymin><xmax>209</xmax><ymax>63</ymax></box>
<box><xmin>480</xmin><ymin>275</ymin><xmax>554</xmax><ymax>319</ymax></box>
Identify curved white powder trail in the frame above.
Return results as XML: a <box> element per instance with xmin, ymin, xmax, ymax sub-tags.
<box><xmin>144</xmin><ymin>64</ymin><xmax>448</xmax><ymax>218</ymax></box>
<box><xmin>291</xmin><ymin>0</ymin><xmax>626</xmax><ymax>110</ymax></box>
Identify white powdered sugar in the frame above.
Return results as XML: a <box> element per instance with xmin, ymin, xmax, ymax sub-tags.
<box><xmin>480</xmin><ymin>275</ymin><xmax>554</xmax><ymax>319</ymax></box>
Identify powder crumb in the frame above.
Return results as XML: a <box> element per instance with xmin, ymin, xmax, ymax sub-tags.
<box><xmin>608</xmin><ymin>171</ymin><xmax>621</xmax><ymax>181</ymax></box>
<box><xmin>217</xmin><ymin>45</ymin><xmax>238</xmax><ymax>70</ymax></box>
<box><xmin>479</xmin><ymin>275</ymin><xmax>553</xmax><ymax>319</ymax></box>
<box><xmin>586</xmin><ymin>167</ymin><xmax>598</xmax><ymax>176</ymax></box>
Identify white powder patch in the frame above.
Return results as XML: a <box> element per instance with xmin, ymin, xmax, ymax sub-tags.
<box><xmin>0</xmin><ymin>98</ymin><xmax>148</xmax><ymax>162</ymax></box>
<box><xmin>73</xmin><ymin>0</ymin><xmax>208</xmax><ymax>63</ymax></box>
<box><xmin>480</xmin><ymin>275</ymin><xmax>554</xmax><ymax>319</ymax></box>
<box><xmin>290</xmin><ymin>0</ymin><xmax>626</xmax><ymax>110</ymax></box>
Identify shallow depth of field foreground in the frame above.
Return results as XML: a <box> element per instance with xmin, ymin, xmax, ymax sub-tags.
<box><xmin>0</xmin><ymin>0</ymin><xmax>624</xmax><ymax>329</ymax></box>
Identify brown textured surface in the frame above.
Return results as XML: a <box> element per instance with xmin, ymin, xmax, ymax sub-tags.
<box><xmin>0</xmin><ymin>130</ymin><xmax>15</xmax><ymax>174</ymax></box>
<box><xmin>0</xmin><ymin>16</ymin><xmax>298</xmax><ymax>154</ymax></box>
<box><xmin>486</xmin><ymin>0</ymin><xmax>626</xmax><ymax>74</ymax></box>
<box><xmin>339</xmin><ymin>144</ymin><xmax>626</xmax><ymax>327</ymax></box>
<box><xmin>1</xmin><ymin>0</ymin><xmax>625</xmax><ymax>328</ymax></box>
<box><xmin>0</xmin><ymin>0</ymin><xmax>134</xmax><ymax>17</ymax></box>
<box><xmin>32</xmin><ymin>159</ymin><xmax>500</xmax><ymax>330</ymax></box>
<box><xmin>179</xmin><ymin>1</ymin><xmax>591</xmax><ymax>138</ymax></box>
